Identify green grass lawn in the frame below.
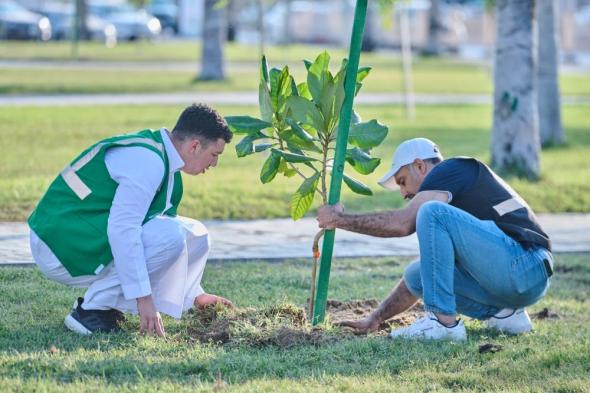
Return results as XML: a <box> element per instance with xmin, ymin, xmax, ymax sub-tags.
<box><xmin>1</xmin><ymin>254</ymin><xmax>588</xmax><ymax>392</ymax></box>
<box><xmin>1</xmin><ymin>41</ymin><xmax>589</xmax><ymax>96</ymax></box>
<box><xmin>1</xmin><ymin>60</ymin><xmax>589</xmax><ymax>96</ymax></box>
<box><xmin>0</xmin><ymin>104</ymin><xmax>588</xmax><ymax>221</ymax></box>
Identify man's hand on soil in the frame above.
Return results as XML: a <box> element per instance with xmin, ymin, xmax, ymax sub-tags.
<box><xmin>336</xmin><ymin>316</ymin><xmax>380</xmax><ymax>334</ymax></box>
<box><xmin>317</xmin><ymin>203</ymin><xmax>344</xmax><ymax>229</ymax></box>
<box><xmin>194</xmin><ymin>293</ymin><xmax>235</xmax><ymax>310</ymax></box>
<box><xmin>136</xmin><ymin>295</ymin><xmax>166</xmax><ymax>337</ymax></box>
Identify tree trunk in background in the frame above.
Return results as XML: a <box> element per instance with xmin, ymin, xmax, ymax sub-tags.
<box><xmin>199</xmin><ymin>0</ymin><xmax>225</xmax><ymax>81</ymax></box>
<box><xmin>226</xmin><ymin>0</ymin><xmax>237</xmax><ymax>42</ymax></box>
<box><xmin>491</xmin><ymin>0</ymin><xmax>540</xmax><ymax>180</ymax></box>
<box><xmin>537</xmin><ymin>0</ymin><xmax>564</xmax><ymax>146</ymax></box>
<box><xmin>256</xmin><ymin>0</ymin><xmax>265</xmax><ymax>59</ymax></box>
<box><xmin>281</xmin><ymin>0</ymin><xmax>292</xmax><ymax>45</ymax></box>
<box><xmin>423</xmin><ymin>0</ymin><xmax>442</xmax><ymax>55</ymax></box>
<box><xmin>361</xmin><ymin>2</ymin><xmax>377</xmax><ymax>52</ymax></box>
<box><xmin>76</xmin><ymin>0</ymin><xmax>89</xmax><ymax>40</ymax></box>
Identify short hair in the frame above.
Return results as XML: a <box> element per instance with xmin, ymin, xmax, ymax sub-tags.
<box><xmin>424</xmin><ymin>157</ymin><xmax>442</xmax><ymax>166</ymax></box>
<box><xmin>171</xmin><ymin>103</ymin><xmax>232</xmax><ymax>144</ymax></box>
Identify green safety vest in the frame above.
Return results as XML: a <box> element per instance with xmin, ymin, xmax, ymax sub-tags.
<box><xmin>28</xmin><ymin>129</ymin><xmax>183</xmax><ymax>277</ymax></box>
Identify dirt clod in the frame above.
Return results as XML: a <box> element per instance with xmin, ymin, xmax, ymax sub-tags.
<box><xmin>479</xmin><ymin>343</ymin><xmax>503</xmax><ymax>354</ymax></box>
<box><xmin>532</xmin><ymin>308</ymin><xmax>559</xmax><ymax>320</ymax></box>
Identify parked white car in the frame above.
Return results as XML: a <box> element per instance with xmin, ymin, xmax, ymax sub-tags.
<box><xmin>89</xmin><ymin>1</ymin><xmax>161</xmax><ymax>41</ymax></box>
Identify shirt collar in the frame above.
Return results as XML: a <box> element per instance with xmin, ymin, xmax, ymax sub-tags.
<box><xmin>160</xmin><ymin>128</ymin><xmax>184</xmax><ymax>173</ymax></box>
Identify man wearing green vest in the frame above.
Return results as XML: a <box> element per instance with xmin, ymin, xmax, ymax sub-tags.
<box><xmin>28</xmin><ymin>103</ymin><xmax>234</xmax><ymax>337</ymax></box>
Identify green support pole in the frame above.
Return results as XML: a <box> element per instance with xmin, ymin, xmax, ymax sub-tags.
<box><xmin>312</xmin><ymin>0</ymin><xmax>368</xmax><ymax>325</ymax></box>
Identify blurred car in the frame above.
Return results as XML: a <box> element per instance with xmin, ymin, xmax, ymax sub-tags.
<box><xmin>89</xmin><ymin>0</ymin><xmax>161</xmax><ymax>41</ymax></box>
<box><xmin>33</xmin><ymin>2</ymin><xmax>117</xmax><ymax>47</ymax></box>
<box><xmin>0</xmin><ymin>0</ymin><xmax>51</xmax><ymax>41</ymax></box>
<box><xmin>147</xmin><ymin>0</ymin><xmax>178</xmax><ymax>35</ymax></box>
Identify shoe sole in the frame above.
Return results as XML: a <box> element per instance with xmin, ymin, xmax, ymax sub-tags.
<box><xmin>64</xmin><ymin>314</ymin><xmax>92</xmax><ymax>336</ymax></box>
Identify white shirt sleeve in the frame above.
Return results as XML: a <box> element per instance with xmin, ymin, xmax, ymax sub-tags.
<box><xmin>105</xmin><ymin>146</ymin><xmax>165</xmax><ymax>300</ymax></box>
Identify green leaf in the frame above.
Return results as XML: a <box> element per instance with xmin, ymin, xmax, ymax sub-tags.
<box><xmin>342</xmin><ymin>173</ymin><xmax>373</xmax><ymax>196</ymax></box>
<box><xmin>269</xmin><ymin>67</ymin><xmax>282</xmax><ymax>111</ymax></box>
<box><xmin>278</xmin><ymin>159</ymin><xmax>298</xmax><ymax>178</ymax></box>
<box><xmin>277</xmin><ymin>67</ymin><xmax>293</xmax><ymax>113</ymax></box>
<box><xmin>254</xmin><ymin>143</ymin><xmax>275</xmax><ymax>153</ymax></box>
<box><xmin>235</xmin><ymin>132</ymin><xmax>267</xmax><ymax>157</ymax></box>
<box><xmin>272</xmin><ymin>148</ymin><xmax>318</xmax><ymax>163</ymax></box>
<box><xmin>284</xmin><ymin>134</ymin><xmax>322</xmax><ymax>153</ymax></box>
<box><xmin>260</xmin><ymin>152</ymin><xmax>281</xmax><ymax>184</ymax></box>
<box><xmin>357</xmin><ymin>66</ymin><xmax>372</xmax><ymax>83</ymax></box>
<box><xmin>348</xmin><ymin>119</ymin><xmax>389</xmax><ymax>149</ymax></box>
<box><xmin>225</xmin><ymin>116</ymin><xmax>272</xmax><ymax>135</ymax></box>
<box><xmin>351</xmin><ymin>110</ymin><xmax>362</xmax><ymax>125</ymax></box>
<box><xmin>303</xmin><ymin>59</ymin><xmax>312</xmax><ymax>70</ymax></box>
<box><xmin>307</xmin><ymin>51</ymin><xmax>331</xmax><ymax>104</ymax></box>
<box><xmin>290</xmin><ymin>78</ymin><xmax>299</xmax><ymax>96</ymax></box>
<box><xmin>345</xmin><ymin>147</ymin><xmax>381</xmax><ymax>175</ymax></box>
<box><xmin>283</xmin><ymin>168</ymin><xmax>298</xmax><ymax>177</ymax></box>
<box><xmin>290</xmin><ymin>172</ymin><xmax>320</xmax><ymax>220</ymax></box>
<box><xmin>260</xmin><ymin>55</ymin><xmax>269</xmax><ymax>84</ymax></box>
<box><xmin>259</xmin><ymin>82</ymin><xmax>273</xmax><ymax>123</ymax></box>
<box><xmin>297</xmin><ymin>82</ymin><xmax>312</xmax><ymax>100</ymax></box>
<box><xmin>287</xmin><ymin>119</ymin><xmax>314</xmax><ymax>142</ymax></box>
<box><xmin>318</xmin><ymin>73</ymin><xmax>337</xmax><ymax>128</ymax></box>
<box><xmin>286</xmin><ymin>95</ymin><xmax>325</xmax><ymax>133</ymax></box>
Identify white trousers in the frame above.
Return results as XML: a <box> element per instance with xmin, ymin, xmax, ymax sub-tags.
<box><xmin>29</xmin><ymin>216</ymin><xmax>210</xmax><ymax>319</ymax></box>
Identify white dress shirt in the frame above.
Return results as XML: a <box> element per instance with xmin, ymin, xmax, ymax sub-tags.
<box><xmin>104</xmin><ymin>128</ymin><xmax>185</xmax><ymax>300</ymax></box>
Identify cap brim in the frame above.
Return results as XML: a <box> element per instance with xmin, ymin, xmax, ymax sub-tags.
<box><xmin>378</xmin><ymin>166</ymin><xmax>400</xmax><ymax>191</ymax></box>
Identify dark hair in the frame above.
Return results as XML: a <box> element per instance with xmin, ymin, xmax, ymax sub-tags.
<box><xmin>424</xmin><ymin>157</ymin><xmax>442</xmax><ymax>166</ymax></box>
<box><xmin>171</xmin><ymin>103</ymin><xmax>232</xmax><ymax>144</ymax></box>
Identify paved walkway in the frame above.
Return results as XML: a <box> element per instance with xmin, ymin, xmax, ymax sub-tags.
<box><xmin>2</xmin><ymin>213</ymin><xmax>588</xmax><ymax>266</ymax></box>
<box><xmin>1</xmin><ymin>92</ymin><xmax>589</xmax><ymax>107</ymax></box>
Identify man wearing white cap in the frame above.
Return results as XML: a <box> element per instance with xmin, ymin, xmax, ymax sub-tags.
<box><xmin>317</xmin><ymin>138</ymin><xmax>553</xmax><ymax>341</ymax></box>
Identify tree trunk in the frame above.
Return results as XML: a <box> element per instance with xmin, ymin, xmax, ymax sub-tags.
<box><xmin>226</xmin><ymin>0</ymin><xmax>237</xmax><ymax>42</ymax></box>
<box><xmin>76</xmin><ymin>0</ymin><xmax>89</xmax><ymax>40</ymax></box>
<box><xmin>199</xmin><ymin>0</ymin><xmax>225</xmax><ymax>81</ymax></box>
<box><xmin>491</xmin><ymin>0</ymin><xmax>540</xmax><ymax>180</ymax></box>
<box><xmin>423</xmin><ymin>0</ymin><xmax>442</xmax><ymax>56</ymax></box>
<box><xmin>281</xmin><ymin>0</ymin><xmax>293</xmax><ymax>45</ymax></box>
<box><xmin>361</xmin><ymin>2</ymin><xmax>377</xmax><ymax>52</ymax></box>
<box><xmin>256</xmin><ymin>0</ymin><xmax>265</xmax><ymax>59</ymax></box>
<box><xmin>537</xmin><ymin>0</ymin><xmax>564</xmax><ymax>146</ymax></box>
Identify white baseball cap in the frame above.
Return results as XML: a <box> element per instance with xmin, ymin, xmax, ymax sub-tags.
<box><xmin>378</xmin><ymin>138</ymin><xmax>443</xmax><ymax>190</ymax></box>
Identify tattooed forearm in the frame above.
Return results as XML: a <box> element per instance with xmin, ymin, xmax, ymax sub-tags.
<box><xmin>335</xmin><ymin>210</ymin><xmax>413</xmax><ymax>237</ymax></box>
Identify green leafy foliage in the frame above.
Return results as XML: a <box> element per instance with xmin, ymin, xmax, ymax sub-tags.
<box><xmin>348</xmin><ymin>119</ymin><xmax>389</xmax><ymax>149</ymax></box>
<box><xmin>291</xmin><ymin>172</ymin><xmax>321</xmax><ymax>220</ymax></box>
<box><xmin>342</xmin><ymin>173</ymin><xmax>373</xmax><ymax>196</ymax></box>
<box><xmin>226</xmin><ymin>53</ymin><xmax>389</xmax><ymax>220</ymax></box>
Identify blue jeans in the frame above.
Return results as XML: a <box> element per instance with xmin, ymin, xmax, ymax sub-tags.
<box><xmin>403</xmin><ymin>201</ymin><xmax>552</xmax><ymax>320</ymax></box>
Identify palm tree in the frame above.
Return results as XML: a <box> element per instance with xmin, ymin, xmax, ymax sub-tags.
<box><xmin>491</xmin><ymin>0</ymin><xmax>540</xmax><ymax>179</ymax></box>
<box><xmin>199</xmin><ymin>0</ymin><xmax>225</xmax><ymax>81</ymax></box>
<box><xmin>537</xmin><ymin>0</ymin><xmax>564</xmax><ymax>146</ymax></box>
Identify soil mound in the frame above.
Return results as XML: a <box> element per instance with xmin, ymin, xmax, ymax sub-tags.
<box><xmin>187</xmin><ymin>303</ymin><xmax>337</xmax><ymax>348</ymax></box>
<box><xmin>327</xmin><ymin>299</ymin><xmax>425</xmax><ymax>333</ymax></box>
<box><xmin>187</xmin><ymin>299</ymin><xmax>425</xmax><ymax>346</ymax></box>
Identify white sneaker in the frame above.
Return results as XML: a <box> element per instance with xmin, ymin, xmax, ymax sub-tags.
<box><xmin>486</xmin><ymin>308</ymin><xmax>532</xmax><ymax>334</ymax></box>
<box><xmin>390</xmin><ymin>313</ymin><xmax>467</xmax><ymax>341</ymax></box>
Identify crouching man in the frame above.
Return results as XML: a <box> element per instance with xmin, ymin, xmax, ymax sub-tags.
<box><xmin>29</xmin><ymin>103</ymin><xmax>233</xmax><ymax>337</ymax></box>
<box><xmin>317</xmin><ymin>138</ymin><xmax>553</xmax><ymax>341</ymax></box>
